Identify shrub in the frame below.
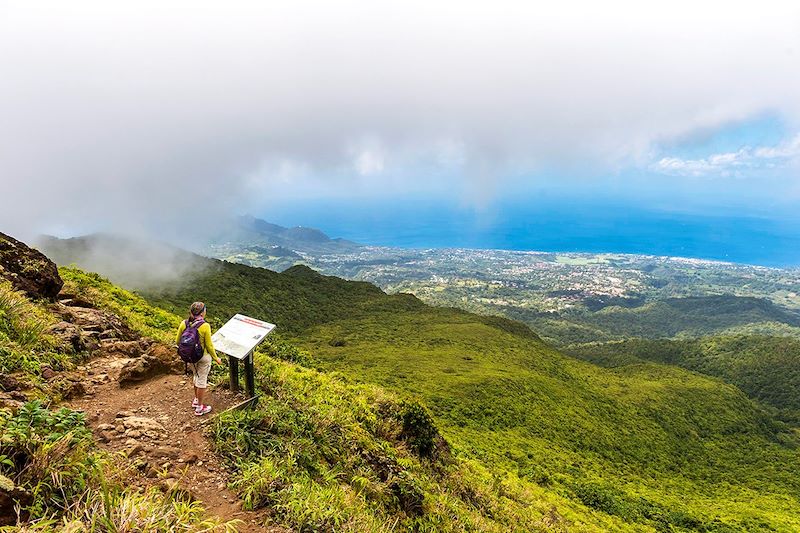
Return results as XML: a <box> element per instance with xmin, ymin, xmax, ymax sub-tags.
<box><xmin>0</xmin><ymin>401</ymin><xmax>97</xmax><ymax>518</ymax></box>
<box><xmin>397</xmin><ymin>400</ymin><xmax>443</xmax><ymax>460</ymax></box>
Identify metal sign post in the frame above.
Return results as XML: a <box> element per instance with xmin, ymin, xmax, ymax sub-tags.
<box><xmin>211</xmin><ymin>314</ymin><xmax>275</xmax><ymax>405</ymax></box>
<box><xmin>228</xmin><ymin>349</ymin><xmax>257</xmax><ymax>398</ymax></box>
<box><xmin>245</xmin><ymin>350</ymin><xmax>256</xmax><ymax>397</ymax></box>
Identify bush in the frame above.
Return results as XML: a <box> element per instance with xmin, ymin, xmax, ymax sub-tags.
<box><xmin>397</xmin><ymin>400</ymin><xmax>443</xmax><ymax>460</ymax></box>
<box><xmin>0</xmin><ymin>401</ymin><xmax>97</xmax><ymax>518</ymax></box>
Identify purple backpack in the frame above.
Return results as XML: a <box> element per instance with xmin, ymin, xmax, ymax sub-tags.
<box><xmin>178</xmin><ymin>318</ymin><xmax>205</xmax><ymax>363</ymax></box>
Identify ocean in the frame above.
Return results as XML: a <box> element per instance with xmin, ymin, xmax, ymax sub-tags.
<box><xmin>266</xmin><ymin>200</ymin><xmax>800</xmax><ymax>268</ymax></box>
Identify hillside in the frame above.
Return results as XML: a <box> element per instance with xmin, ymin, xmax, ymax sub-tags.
<box><xmin>36</xmin><ymin>233</ymin><xmax>384</xmax><ymax>335</ymax></box>
<box><xmin>567</xmin><ymin>335</ymin><xmax>800</xmax><ymax>424</ymax></box>
<box><xmin>0</xmin><ymin>232</ymin><xmax>625</xmax><ymax>531</ymax></box>
<box><xmin>124</xmin><ymin>246</ymin><xmax>800</xmax><ymax>530</ymax></box>
<box><xmin>21</xmin><ymin>232</ymin><xmax>800</xmax><ymax>530</ymax></box>
<box><xmin>206</xmin><ymin>215</ymin><xmax>361</xmax><ymax>265</ymax></box>
<box><xmin>578</xmin><ymin>295</ymin><xmax>800</xmax><ymax>338</ymax></box>
<box><xmin>292</xmin><ymin>307</ymin><xmax>800</xmax><ymax>532</ymax></box>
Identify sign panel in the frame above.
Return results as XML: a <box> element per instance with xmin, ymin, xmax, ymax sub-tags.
<box><xmin>211</xmin><ymin>314</ymin><xmax>275</xmax><ymax>360</ymax></box>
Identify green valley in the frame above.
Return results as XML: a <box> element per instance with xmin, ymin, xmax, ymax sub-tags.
<box><xmin>568</xmin><ymin>335</ymin><xmax>800</xmax><ymax>424</ymax></box>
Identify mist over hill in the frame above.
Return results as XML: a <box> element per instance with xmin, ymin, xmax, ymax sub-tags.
<box><xmin>35</xmin><ymin>233</ymin><xmax>211</xmax><ymax>290</ymax></box>
<box><xmin>208</xmin><ymin>215</ymin><xmax>361</xmax><ymax>255</ymax></box>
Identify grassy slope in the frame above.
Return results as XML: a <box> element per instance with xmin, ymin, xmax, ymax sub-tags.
<box><xmin>61</xmin><ymin>267</ymin><xmax>633</xmax><ymax>531</ymax></box>
<box><xmin>131</xmin><ymin>262</ymin><xmax>800</xmax><ymax>531</ymax></box>
<box><xmin>567</xmin><ymin>335</ymin><xmax>800</xmax><ymax>424</ymax></box>
<box><xmin>143</xmin><ymin>262</ymin><xmax>385</xmax><ymax>334</ymax></box>
<box><xmin>296</xmin><ymin>307</ymin><xmax>800</xmax><ymax>531</ymax></box>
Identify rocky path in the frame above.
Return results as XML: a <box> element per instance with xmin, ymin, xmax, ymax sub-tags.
<box><xmin>68</xmin><ymin>350</ymin><xmax>283</xmax><ymax>532</ymax></box>
<box><xmin>51</xmin><ymin>300</ymin><xmax>284</xmax><ymax>532</ymax></box>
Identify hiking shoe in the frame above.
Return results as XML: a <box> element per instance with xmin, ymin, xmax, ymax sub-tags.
<box><xmin>191</xmin><ymin>398</ymin><xmax>199</xmax><ymax>409</ymax></box>
<box><xmin>194</xmin><ymin>404</ymin><xmax>212</xmax><ymax>416</ymax></box>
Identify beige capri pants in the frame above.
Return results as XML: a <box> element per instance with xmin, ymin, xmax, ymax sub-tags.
<box><xmin>190</xmin><ymin>353</ymin><xmax>212</xmax><ymax>388</ymax></box>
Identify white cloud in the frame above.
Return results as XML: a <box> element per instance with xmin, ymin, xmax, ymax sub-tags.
<box><xmin>754</xmin><ymin>134</ymin><xmax>800</xmax><ymax>159</ymax></box>
<box><xmin>652</xmin><ymin>134</ymin><xmax>800</xmax><ymax>177</ymax></box>
<box><xmin>1</xmin><ymin>0</ymin><xmax>800</xmax><ymax>237</ymax></box>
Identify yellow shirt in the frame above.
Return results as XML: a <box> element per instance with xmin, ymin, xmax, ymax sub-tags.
<box><xmin>176</xmin><ymin>319</ymin><xmax>218</xmax><ymax>359</ymax></box>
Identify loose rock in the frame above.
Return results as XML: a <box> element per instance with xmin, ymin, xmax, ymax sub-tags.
<box><xmin>151</xmin><ymin>446</ymin><xmax>180</xmax><ymax>460</ymax></box>
<box><xmin>40</xmin><ymin>365</ymin><xmax>56</xmax><ymax>380</ymax></box>
<box><xmin>0</xmin><ymin>392</ymin><xmax>24</xmax><ymax>414</ymax></box>
<box><xmin>125</xmin><ymin>440</ymin><xmax>144</xmax><ymax>457</ymax></box>
<box><xmin>121</xmin><ymin>416</ymin><xmax>166</xmax><ymax>434</ymax></box>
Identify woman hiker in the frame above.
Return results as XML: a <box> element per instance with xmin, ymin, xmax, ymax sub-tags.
<box><xmin>176</xmin><ymin>301</ymin><xmax>223</xmax><ymax>416</ymax></box>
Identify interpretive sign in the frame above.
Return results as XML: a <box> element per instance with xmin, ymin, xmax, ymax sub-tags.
<box><xmin>211</xmin><ymin>314</ymin><xmax>275</xmax><ymax>360</ymax></box>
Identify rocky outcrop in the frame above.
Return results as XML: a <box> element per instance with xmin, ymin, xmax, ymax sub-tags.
<box><xmin>102</xmin><ymin>339</ymin><xmax>152</xmax><ymax>357</ymax></box>
<box><xmin>0</xmin><ymin>374</ymin><xmax>25</xmax><ymax>392</ymax></box>
<box><xmin>0</xmin><ymin>233</ymin><xmax>62</xmax><ymax>300</ymax></box>
<box><xmin>46</xmin><ymin>320</ymin><xmax>87</xmax><ymax>354</ymax></box>
<box><xmin>118</xmin><ymin>344</ymin><xmax>183</xmax><ymax>387</ymax></box>
<box><xmin>53</xmin><ymin>304</ymin><xmax>138</xmax><ymax>343</ymax></box>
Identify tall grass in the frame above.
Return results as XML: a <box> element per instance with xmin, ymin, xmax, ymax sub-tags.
<box><xmin>0</xmin><ymin>285</ymin><xmax>48</xmax><ymax>349</ymax></box>
<box><xmin>0</xmin><ymin>401</ymin><xmax>239</xmax><ymax>532</ymax></box>
<box><xmin>2</xmin><ymin>488</ymin><xmax>240</xmax><ymax>532</ymax></box>
<box><xmin>0</xmin><ymin>282</ymin><xmax>67</xmax><ymax>375</ymax></box>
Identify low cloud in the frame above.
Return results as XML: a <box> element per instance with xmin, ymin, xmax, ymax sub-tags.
<box><xmin>1</xmin><ymin>0</ymin><xmax>800</xmax><ymax>240</ymax></box>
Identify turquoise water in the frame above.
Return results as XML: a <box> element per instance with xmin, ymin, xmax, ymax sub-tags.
<box><xmin>266</xmin><ymin>200</ymin><xmax>800</xmax><ymax>267</ymax></box>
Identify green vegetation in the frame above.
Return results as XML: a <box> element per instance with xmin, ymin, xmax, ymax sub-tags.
<box><xmin>295</xmin><ymin>306</ymin><xmax>800</xmax><ymax>531</ymax></box>
<box><xmin>568</xmin><ymin>335</ymin><xmax>800</xmax><ymax>424</ymax></box>
<box><xmin>572</xmin><ymin>295</ymin><xmax>800</xmax><ymax>340</ymax></box>
<box><xmin>142</xmin><ymin>262</ymin><xmax>385</xmax><ymax>335</ymax></box>
<box><xmin>211</xmin><ymin>355</ymin><xmax>613</xmax><ymax>532</ymax></box>
<box><xmin>0</xmin><ymin>268</ymin><xmax>237</xmax><ymax>531</ymax></box>
<box><xmin>0</xmin><ymin>281</ymin><xmax>70</xmax><ymax>376</ymax></box>
<box><xmin>127</xmin><ymin>256</ymin><xmax>800</xmax><ymax>531</ymax></box>
<box><xmin>0</xmin><ymin>401</ymin><xmax>235</xmax><ymax>532</ymax></box>
<box><xmin>418</xmin><ymin>293</ymin><xmax>800</xmax><ymax>347</ymax></box>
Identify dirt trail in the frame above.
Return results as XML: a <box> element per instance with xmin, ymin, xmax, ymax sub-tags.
<box><xmin>53</xmin><ymin>300</ymin><xmax>285</xmax><ymax>532</ymax></box>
